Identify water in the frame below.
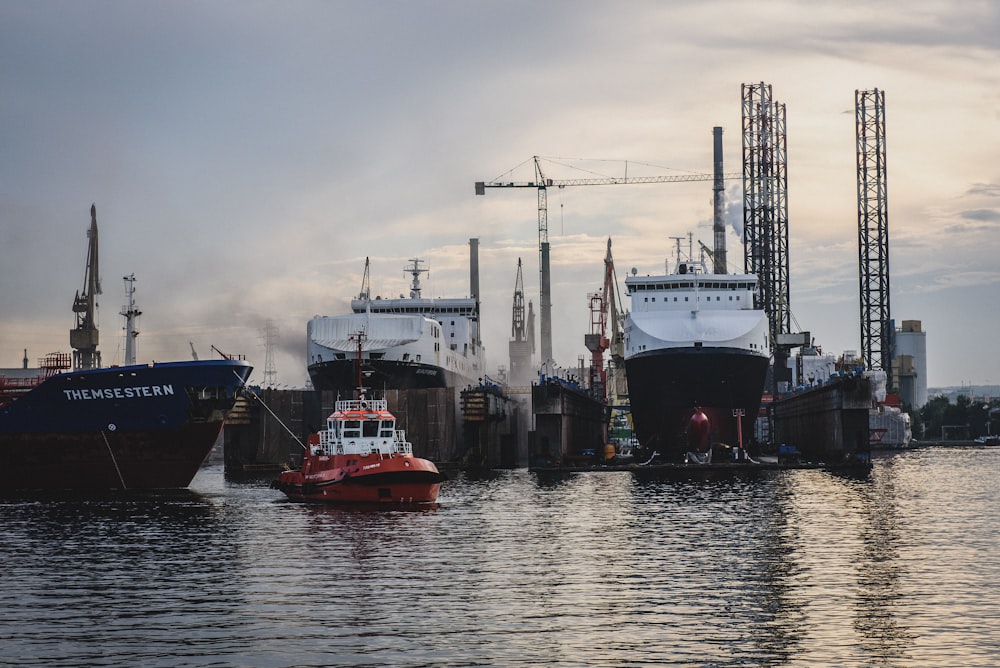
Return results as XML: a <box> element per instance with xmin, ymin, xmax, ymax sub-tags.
<box><xmin>2</xmin><ymin>447</ymin><xmax>999</xmax><ymax>667</ymax></box>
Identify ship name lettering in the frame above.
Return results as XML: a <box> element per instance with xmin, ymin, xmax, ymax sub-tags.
<box><xmin>62</xmin><ymin>384</ymin><xmax>176</xmax><ymax>401</ymax></box>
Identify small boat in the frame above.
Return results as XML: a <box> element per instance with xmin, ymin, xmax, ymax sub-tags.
<box><xmin>271</xmin><ymin>394</ymin><xmax>444</xmax><ymax>503</ymax></box>
<box><xmin>273</xmin><ymin>332</ymin><xmax>444</xmax><ymax>504</ymax></box>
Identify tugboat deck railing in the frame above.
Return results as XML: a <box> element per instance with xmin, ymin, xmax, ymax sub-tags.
<box><xmin>314</xmin><ymin>433</ymin><xmax>414</xmax><ymax>457</ymax></box>
<box><xmin>336</xmin><ymin>397</ymin><xmax>388</xmax><ymax>412</ymax></box>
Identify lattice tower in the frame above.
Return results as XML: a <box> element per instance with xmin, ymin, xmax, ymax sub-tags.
<box><xmin>741</xmin><ymin>83</ymin><xmax>791</xmax><ymax>348</ymax></box>
<box><xmin>856</xmin><ymin>88</ymin><xmax>892</xmax><ymax>390</ymax></box>
<box><xmin>263</xmin><ymin>319</ymin><xmax>278</xmax><ymax>387</ymax></box>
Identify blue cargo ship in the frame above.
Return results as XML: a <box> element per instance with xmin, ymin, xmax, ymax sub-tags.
<box><xmin>0</xmin><ymin>357</ymin><xmax>252</xmax><ymax>490</ymax></box>
<box><xmin>0</xmin><ymin>205</ymin><xmax>254</xmax><ymax>490</ymax></box>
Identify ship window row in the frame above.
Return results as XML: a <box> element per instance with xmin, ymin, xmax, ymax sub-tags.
<box><xmin>335</xmin><ymin>420</ymin><xmax>395</xmax><ymax>439</ymax></box>
<box><xmin>630</xmin><ymin>282</ymin><xmax>753</xmax><ymax>291</ymax></box>
<box><xmin>328</xmin><ymin>352</ymin><xmax>422</xmax><ymax>361</ymax></box>
<box><xmin>643</xmin><ymin>295</ymin><xmax>741</xmax><ymax>303</ymax></box>
<box><xmin>374</xmin><ymin>306</ymin><xmax>474</xmax><ymax>315</ymax></box>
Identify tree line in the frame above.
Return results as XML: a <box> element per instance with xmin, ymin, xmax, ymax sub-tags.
<box><xmin>914</xmin><ymin>395</ymin><xmax>1000</xmax><ymax>441</ymax></box>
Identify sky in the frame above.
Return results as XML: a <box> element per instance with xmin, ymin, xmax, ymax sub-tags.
<box><xmin>1</xmin><ymin>0</ymin><xmax>998</xmax><ymax>391</ymax></box>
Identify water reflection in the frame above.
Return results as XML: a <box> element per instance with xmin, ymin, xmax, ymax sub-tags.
<box><xmin>3</xmin><ymin>454</ymin><xmax>1000</xmax><ymax>666</ymax></box>
<box><xmin>748</xmin><ymin>472</ymin><xmax>809</xmax><ymax>663</ymax></box>
<box><xmin>853</xmin><ymin>454</ymin><xmax>916</xmax><ymax>666</ymax></box>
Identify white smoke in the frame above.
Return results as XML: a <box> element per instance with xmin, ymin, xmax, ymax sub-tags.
<box><xmin>724</xmin><ymin>183</ymin><xmax>744</xmax><ymax>243</ymax></box>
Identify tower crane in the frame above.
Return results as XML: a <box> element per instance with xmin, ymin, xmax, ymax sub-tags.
<box><xmin>475</xmin><ymin>156</ymin><xmax>740</xmax><ymax>370</ymax></box>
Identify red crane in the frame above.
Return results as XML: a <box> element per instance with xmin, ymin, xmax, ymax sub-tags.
<box><xmin>585</xmin><ymin>238</ymin><xmax>622</xmax><ymax>402</ymax></box>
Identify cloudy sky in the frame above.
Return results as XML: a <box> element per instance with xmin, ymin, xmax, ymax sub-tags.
<box><xmin>2</xmin><ymin>1</ymin><xmax>998</xmax><ymax>390</ymax></box>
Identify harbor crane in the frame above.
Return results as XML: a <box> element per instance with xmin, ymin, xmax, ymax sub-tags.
<box><xmin>585</xmin><ymin>238</ymin><xmax>625</xmax><ymax>404</ymax></box>
<box><xmin>70</xmin><ymin>204</ymin><xmax>102</xmax><ymax>371</ymax></box>
<box><xmin>475</xmin><ymin>155</ymin><xmax>739</xmax><ymax>370</ymax></box>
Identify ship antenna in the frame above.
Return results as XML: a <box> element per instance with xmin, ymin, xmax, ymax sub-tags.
<box><xmin>351</xmin><ymin>329</ymin><xmax>367</xmax><ymax>400</ymax></box>
<box><xmin>669</xmin><ymin>236</ymin><xmax>685</xmax><ymax>273</ymax></box>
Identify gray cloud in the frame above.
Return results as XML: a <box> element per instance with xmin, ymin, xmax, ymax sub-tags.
<box><xmin>960</xmin><ymin>209</ymin><xmax>1000</xmax><ymax>223</ymax></box>
<box><xmin>2</xmin><ymin>1</ymin><xmax>999</xmax><ymax>388</ymax></box>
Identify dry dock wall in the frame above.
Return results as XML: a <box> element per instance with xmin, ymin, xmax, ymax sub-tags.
<box><xmin>459</xmin><ymin>386</ymin><xmax>524</xmax><ymax>468</ymax></box>
<box><xmin>771</xmin><ymin>375</ymin><xmax>871</xmax><ymax>461</ymax></box>
<box><xmin>223</xmin><ymin>388</ymin><xmax>307</xmax><ymax>473</ymax></box>
<box><xmin>225</xmin><ymin>387</ymin><xmax>478</xmax><ymax>472</ymax></box>
<box><xmin>529</xmin><ymin>379</ymin><xmax>608</xmax><ymax>467</ymax></box>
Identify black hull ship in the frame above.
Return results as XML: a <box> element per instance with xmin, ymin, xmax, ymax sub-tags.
<box><xmin>623</xmin><ymin>239</ymin><xmax>769</xmax><ymax>462</ymax></box>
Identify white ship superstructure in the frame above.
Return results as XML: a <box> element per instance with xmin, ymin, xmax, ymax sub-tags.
<box><xmin>308</xmin><ymin>251</ymin><xmax>484</xmax><ymax>394</ymax></box>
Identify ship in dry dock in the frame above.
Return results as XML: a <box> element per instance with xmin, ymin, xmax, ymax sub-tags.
<box><xmin>307</xmin><ymin>241</ymin><xmax>485</xmax><ymax>395</ymax></box>
<box><xmin>623</xmin><ymin>235</ymin><xmax>770</xmax><ymax>462</ymax></box>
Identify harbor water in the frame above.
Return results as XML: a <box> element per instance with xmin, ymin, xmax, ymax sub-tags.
<box><xmin>2</xmin><ymin>446</ymin><xmax>999</xmax><ymax>667</ymax></box>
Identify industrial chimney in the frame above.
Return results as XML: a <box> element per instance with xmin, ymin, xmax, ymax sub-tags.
<box><xmin>469</xmin><ymin>238</ymin><xmax>481</xmax><ymax>349</ymax></box>
<box><xmin>712</xmin><ymin>126</ymin><xmax>728</xmax><ymax>274</ymax></box>
<box><xmin>469</xmin><ymin>238</ymin><xmax>480</xmax><ymax>309</ymax></box>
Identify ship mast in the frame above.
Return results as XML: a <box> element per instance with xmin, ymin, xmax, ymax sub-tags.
<box><xmin>70</xmin><ymin>205</ymin><xmax>102</xmax><ymax>370</ymax></box>
<box><xmin>121</xmin><ymin>273</ymin><xmax>141</xmax><ymax>366</ymax></box>
<box><xmin>404</xmin><ymin>258</ymin><xmax>428</xmax><ymax>299</ymax></box>
<box><xmin>359</xmin><ymin>257</ymin><xmax>371</xmax><ymax>300</ymax></box>
<box><xmin>350</xmin><ymin>330</ymin><xmax>368</xmax><ymax>400</ymax></box>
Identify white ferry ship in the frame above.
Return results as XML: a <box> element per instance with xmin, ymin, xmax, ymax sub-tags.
<box><xmin>623</xmin><ymin>237</ymin><xmax>770</xmax><ymax>461</ymax></box>
<box><xmin>308</xmin><ymin>249</ymin><xmax>484</xmax><ymax>395</ymax></box>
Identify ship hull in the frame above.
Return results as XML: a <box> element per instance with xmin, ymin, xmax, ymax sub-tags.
<box><xmin>308</xmin><ymin>358</ymin><xmax>473</xmax><ymax>393</ymax></box>
<box><xmin>0</xmin><ymin>423</ymin><xmax>225</xmax><ymax>489</ymax></box>
<box><xmin>0</xmin><ymin>359</ymin><xmax>252</xmax><ymax>490</ymax></box>
<box><xmin>625</xmin><ymin>347</ymin><xmax>769</xmax><ymax>461</ymax></box>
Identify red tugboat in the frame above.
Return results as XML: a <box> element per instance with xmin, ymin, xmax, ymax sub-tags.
<box><xmin>272</xmin><ymin>333</ymin><xmax>444</xmax><ymax>504</ymax></box>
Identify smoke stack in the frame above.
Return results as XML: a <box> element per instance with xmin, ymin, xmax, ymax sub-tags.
<box><xmin>469</xmin><ymin>238</ymin><xmax>480</xmax><ymax>310</ymax></box>
<box><xmin>712</xmin><ymin>126</ymin><xmax>728</xmax><ymax>274</ymax></box>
